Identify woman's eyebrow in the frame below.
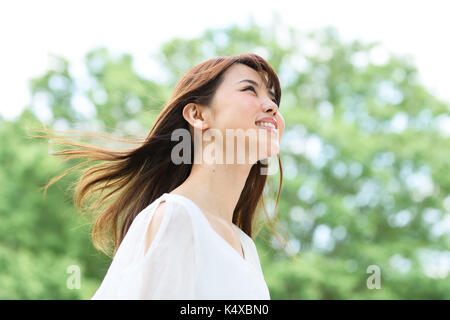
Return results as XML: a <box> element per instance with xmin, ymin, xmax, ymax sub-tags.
<box><xmin>237</xmin><ymin>79</ymin><xmax>275</xmax><ymax>98</ymax></box>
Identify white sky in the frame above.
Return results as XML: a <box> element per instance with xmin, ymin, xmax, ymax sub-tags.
<box><xmin>0</xmin><ymin>0</ymin><xmax>449</xmax><ymax>121</ymax></box>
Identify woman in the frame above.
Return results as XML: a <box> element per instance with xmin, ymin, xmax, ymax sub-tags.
<box><xmin>36</xmin><ymin>53</ymin><xmax>286</xmax><ymax>299</ymax></box>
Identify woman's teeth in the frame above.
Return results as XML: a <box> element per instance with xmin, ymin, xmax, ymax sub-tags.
<box><xmin>256</xmin><ymin>121</ymin><xmax>276</xmax><ymax>129</ymax></box>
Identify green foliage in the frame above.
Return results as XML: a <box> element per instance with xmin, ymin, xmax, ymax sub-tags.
<box><xmin>0</xmin><ymin>110</ymin><xmax>111</xmax><ymax>298</ymax></box>
<box><xmin>1</xmin><ymin>14</ymin><xmax>449</xmax><ymax>299</ymax></box>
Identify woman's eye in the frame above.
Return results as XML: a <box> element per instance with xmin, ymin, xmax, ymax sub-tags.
<box><xmin>244</xmin><ymin>86</ymin><xmax>256</xmax><ymax>93</ymax></box>
<box><xmin>244</xmin><ymin>86</ymin><xmax>278</xmax><ymax>105</ymax></box>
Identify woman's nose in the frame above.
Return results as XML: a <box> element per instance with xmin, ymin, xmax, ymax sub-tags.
<box><xmin>263</xmin><ymin>101</ymin><xmax>278</xmax><ymax>116</ymax></box>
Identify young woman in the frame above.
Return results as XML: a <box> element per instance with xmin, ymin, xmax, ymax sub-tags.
<box><xmin>38</xmin><ymin>53</ymin><xmax>285</xmax><ymax>299</ymax></box>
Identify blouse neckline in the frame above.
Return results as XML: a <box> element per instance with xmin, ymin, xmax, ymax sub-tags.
<box><xmin>162</xmin><ymin>192</ymin><xmax>249</xmax><ymax>263</ymax></box>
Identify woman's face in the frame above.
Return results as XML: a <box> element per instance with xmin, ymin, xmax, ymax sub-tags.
<box><xmin>205</xmin><ymin>63</ymin><xmax>285</xmax><ymax>164</ymax></box>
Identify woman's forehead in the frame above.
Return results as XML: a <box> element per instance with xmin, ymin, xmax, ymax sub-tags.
<box><xmin>225</xmin><ymin>64</ymin><xmax>273</xmax><ymax>90</ymax></box>
<box><xmin>226</xmin><ymin>63</ymin><xmax>263</xmax><ymax>80</ymax></box>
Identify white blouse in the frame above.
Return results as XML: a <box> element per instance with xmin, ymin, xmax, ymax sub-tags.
<box><xmin>91</xmin><ymin>192</ymin><xmax>271</xmax><ymax>300</ymax></box>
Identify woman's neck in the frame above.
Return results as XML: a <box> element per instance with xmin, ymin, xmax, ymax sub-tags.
<box><xmin>170</xmin><ymin>162</ymin><xmax>253</xmax><ymax>225</ymax></box>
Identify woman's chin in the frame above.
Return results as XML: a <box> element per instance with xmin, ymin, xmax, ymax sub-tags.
<box><xmin>257</xmin><ymin>138</ymin><xmax>279</xmax><ymax>157</ymax></box>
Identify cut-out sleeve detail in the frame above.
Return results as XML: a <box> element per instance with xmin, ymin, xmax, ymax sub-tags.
<box><xmin>91</xmin><ymin>196</ymin><xmax>196</xmax><ymax>299</ymax></box>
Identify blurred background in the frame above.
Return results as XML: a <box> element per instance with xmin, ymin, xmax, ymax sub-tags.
<box><xmin>0</xmin><ymin>0</ymin><xmax>449</xmax><ymax>299</ymax></box>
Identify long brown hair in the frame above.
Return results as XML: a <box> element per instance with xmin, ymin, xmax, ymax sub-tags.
<box><xmin>28</xmin><ymin>52</ymin><xmax>289</xmax><ymax>258</ymax></box>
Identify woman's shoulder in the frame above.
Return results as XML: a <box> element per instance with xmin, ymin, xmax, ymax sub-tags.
<box><xmin>139</xmin><ymin>192</ymin><xmax>196</xmax><ymax>223</ymax></box>
<box><xmin>140</xmin><ymin>193</ymin><xmax>198</xmax><ymax>256</ymax></box>
<box><xmin>145</xmin><ymin>192</ymin><xmax>197</xmax><ymax>226</ymax></box>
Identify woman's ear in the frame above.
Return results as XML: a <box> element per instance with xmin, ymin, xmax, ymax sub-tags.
<box><xmin>183</xmin><ymin>103</ymin><xmax>210</xmax><ymax>130</ymax></box>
